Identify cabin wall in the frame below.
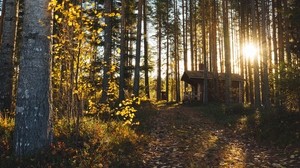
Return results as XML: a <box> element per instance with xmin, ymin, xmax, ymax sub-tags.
<box><xmin>184</xmin><ymin>80</ymin><xmax>242</xmax><ymax>103</ymax></box>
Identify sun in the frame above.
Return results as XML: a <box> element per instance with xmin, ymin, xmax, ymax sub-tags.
<box><xmin>243</xmin><ymin>43</ymin><xmax>259</xmax><ymax>60</ymax></box>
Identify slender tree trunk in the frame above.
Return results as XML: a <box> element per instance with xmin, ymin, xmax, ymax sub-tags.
<box><xmin>119</xmin><ymin>0</ymin><xmax>126</xmax><ymax>100</ymax></box>
<box><xmin>182</xmin><ymin>0</ymin><xmax>187</xmax><ymax>92</ymax></box>
<box><xmin>249</xmin><ymin>60</ymin><xmax>254</xmax><ymax>104</ymax></box>
<box><xmin>277</xmin><ymin>0</ymin><xmax>284</xmax><ymax>64</ymax></box>
<box><xmin>133</xmin><ymin>0</ymin><xmax>143</xmax><ymax>97</ymax></box>
<box><xmin>223</xmin><ymin>0</ymin><xmax>231</xmax><ymax>105</ymax></box>
<box><xmin>282</xmin><ymin>0</ymin><xmax>291</xmax><ymax>63</ymax></box>
<box><xmin>189</xmin><ymin>0</ymin><xmax>194</xmax><ymax>71</ymax></box>
<box><xmin>261</xmin><ymin>0</ymin><xmax>271</xmax><ymax>109</ymax></box>
<box><xmin>166</xmin><ymin>0</ymin><xmax>170</xmax><ymax>102</ymax></box>
<box><xmin>143</xmin><ymin>0</ymin><xmax>150</xmax><ymax>99</ymax></box>
<box><xmin>156</xmin><ymin>13</ymin><xmax>162</xmax><ymax>101</ymax></box>
<box><xmin>14</xmin><ymin>0</ymin><xmax>52</xmax><ymax>156</ymax></box>
<box><xmin>276</xmin><ymin>0</ymin><xmax>284</xmax><ymax>106</ymax></box>
<box><xmin>101</xmin><ymin>0</ymin><xmax>112</xmax><ymax>102</ymax></box>
<box><xmin>0</xmin><ymin>0</ymin><xmax>17</xmax><ymax>113</ymax></box>
<box><xmin>174</xmin><ymin>0</ymin><xmax>180</xmax><ymax>102</ymax></box>
<box><xmin>212</xmin><ymin>0</ymin><xmax>219</xmax><ymax>101</ymax></box>
<box><xmin>239</xmin><ymin>0</ymin><xmax>246</xmax><ymax>103</ymax></box>
<box><xmin>272</xmin><ymin>0</ymin><xmax>279</xmax><ymax>106</ymax></box>
<box><xmin>194</xmin><ymin>2</ymin><xmax>198</xmax><ymax>70</ymax></box>
<box><xmin>202</xmin><ymin>0</ymin><xmax>208</xmax><ymax>104</ymax></box>
<box><xmin>251</xmin><ymin>0</ymin><xmax>261</xmax><ymax>107</ymax></box>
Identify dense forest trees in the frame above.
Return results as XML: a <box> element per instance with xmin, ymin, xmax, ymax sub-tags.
<box><xmin>0</xmin><ymin>0</ymin><xmax>299</xmax><ymax>157</ymax></box>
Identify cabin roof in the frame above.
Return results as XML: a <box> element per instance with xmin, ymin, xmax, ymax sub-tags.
<box><xmin>181</xmin><ymin>71</ymin><xmax>244</xmax><ymax>84</ymax></box>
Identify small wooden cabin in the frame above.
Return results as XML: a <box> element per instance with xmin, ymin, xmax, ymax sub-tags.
<box><xmin>181</xmin><ymin>71</ymin><xmax>243</xmax><ymax>103</ymax></box>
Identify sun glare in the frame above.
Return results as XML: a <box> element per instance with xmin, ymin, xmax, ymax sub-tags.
<box><xmin>243</xmin><ymin>43</ymin><xmax>258</xmax><ymax>60</ymax></box>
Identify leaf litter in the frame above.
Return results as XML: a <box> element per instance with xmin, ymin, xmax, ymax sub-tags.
<box><xmin>140</xmin><ymin>106</ymin><xmax>300</xmax><ymax>167</ymax></box>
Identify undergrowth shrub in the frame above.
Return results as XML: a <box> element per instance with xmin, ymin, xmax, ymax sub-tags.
<box><xmin>54</xmin><ymin>117</ymin><xmax>142</xmax><ymax>167</ymax></box>
<box><xmin>224</xmin><ymin>103</ymin><xmax>247</xmax><ymax>115</ymax></box>
<box><xmin>0</xmin><ymin>117</ymin><xmax>144</xmax><ymax>168</ymax></box>
<box><xmin>0</xmin><ymin>116</ymin><xmax>14</xmax><ymax>156</ymax></box>
<box><xmin>255</xmin><ymin>111</ymin><xmax>300</xmax><ymax>146</ymax></box>
<box><xmin>134</xmin><ymin>100</ymin><xmax>159</xmax><ymax>132</ymax></box>
<box><xmin>201</xmin><ymin>103</ymin><xmax>300</xmax><ymax>146</ymax></box>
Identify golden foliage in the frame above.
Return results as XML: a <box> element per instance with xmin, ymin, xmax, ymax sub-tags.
<box><xmin>49</xmin><ymin>0</ymin><xmax>139</xmax><ymax>126</ymax></box>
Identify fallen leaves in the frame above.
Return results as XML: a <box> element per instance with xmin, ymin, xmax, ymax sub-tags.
<box><xmin>139</xmin><ymin>106</ymin><xmax>300</xmax><ymax>167</ymax></box>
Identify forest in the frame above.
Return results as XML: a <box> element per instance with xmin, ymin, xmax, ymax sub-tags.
<box><xmin>0</xmin><ymin>0</ymin><xmax>299</xmax><ymax>167</ymax></box>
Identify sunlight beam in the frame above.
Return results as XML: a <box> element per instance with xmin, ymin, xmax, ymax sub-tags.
<box><xmin>243</xmin><ymin>43</ymin><xmax>259</xmax><ymax>60</ymax></box>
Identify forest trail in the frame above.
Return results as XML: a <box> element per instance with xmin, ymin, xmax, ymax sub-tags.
<box><xmin>140</xmin><ymin>105</ymin><xmax>300</xmax><ymax>168</ymax></box>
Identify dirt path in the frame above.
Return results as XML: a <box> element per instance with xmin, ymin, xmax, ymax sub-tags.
<box><xmin>140</xmin><ymin>105</ymin><xmax>300</xmax><ymax>168</ymax></box>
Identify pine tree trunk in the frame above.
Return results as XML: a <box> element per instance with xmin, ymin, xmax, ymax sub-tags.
<box><xmin>202</xmin><ymin>0</ymin><xmax>208</xmax><ymax>104</ymax></box>
<box><xmin>174</xmin><ymin>0</ymin><xmax>180</xmax><ymax>102</ymax></box>
<box><xmin>261</xmin><ymin>0</ymin><xmax>271</xmax><ymax>109</ymax></box>
<box><xmin>277</xmin><ymin>0</ymin><xmax>284</xmax><ymax>64</ymax></box>
<box><xmin>101</xmin><ymin>0</ymin><xmax>112</xmax><ymax>102</ymax></box>
<box><xmin>189</xmin><ymin>0</ymin><xmax>194</xmax><ymax>71</ymax></box>
<box><xmin>133</xmin><ymin>0</ymin><xmax>143</xmax><ymax>97</ymax></box>
<box><xmin>239</xmin><ymin>0</ymin><xmax>246</xmax><ymax>104</ymax></box>
<box><xmin>251</xmin><ymin>0</ymin><xmax>261</xmax><ymax>107</ymax></box>
<box><xmin>119</xmin><ymin>0</ymin><xmax>126</xmax><ymax>100</ymax></box>
<box><xmin>182</xmin><ymin>0</ymin><xmax>188</xmax><ymax>92</ymax></box>
<box><xmin>143</xmin><ymin>0</ymin><xmax>150</xmax><ymax>99</ymax></box>
<box><xmin>211</xmin><ymin>0</ymin><xmax>219</xmax><ymax>101</ymax></box>
<box><xmin>156</xmin><ymin>13</ymin><xmax>162</xmax><ymax>101</ymax></box>
<box><xmin>0</xmin><ymin>0</ymin><xmax>17</xmax><ymax>113</ymax></box>
<box><xmin>13</xmin><ymin>0</ymin><xmax>52</xmax><ymax>156</ymax></box>
<box><xmin>283</xmin><ymin>0</ymin><xmax>291</xmax><ymax>63</ymax></box>
<box><xmin>166</xmin><ymin>0</ymin><xmax>170</xmax><ymax>102</ymax></box>
<box><xmin>223</xmin><ymin>0</ymin><xmax>231</xmax><ymax>105</ymax></box>
<box><xmin>272</xmin><ymin>0</ymin><xmax>279</xmax><ymax>106</ymax></box>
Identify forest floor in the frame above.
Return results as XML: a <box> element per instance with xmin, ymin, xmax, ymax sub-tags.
<box><xmin>138</xmin><ymin>104</ymin><xmax>300</xmax><ymax>168</ymax></box>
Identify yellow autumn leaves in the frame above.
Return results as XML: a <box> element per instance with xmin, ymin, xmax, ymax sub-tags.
<box><xmin>48</xmin><ymin>0</ymin><xmax>138</xmax><ymax>126</ymax></box>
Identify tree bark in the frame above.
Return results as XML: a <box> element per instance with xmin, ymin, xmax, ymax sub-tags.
<box><xmin>133</xmin><ymin>0</ymin><xmax>143</xmax><ymax>97</ymax></box>
<box><xmin>0</xmin><ymin>0</ymin><xmax>17</xmax><ymax>113</ymax></box>
<box><xmin>13</xmin><ymin>0</ymin><xmax>52</xmax><ymax>156</ymax></box>
<box><xmin>174</xmin><ymin>0</ymin><xmax>180</xmax><ymax>102</ymax></box>
<box><xmin>211</xmin><ymin>0</ymin><xmax>219</xmax><ymax>101</ymax></box>
<box><xmin>182</xmin><ymin>0</ymin><xmax>188</xmax><ymax>92</ymax></box>
<box><xmin>166</xmin><ymin>0</ymin><xmax>170</xmax><ymax>102</ymax></box>
<box><xmin>101</xmin><ymin>0</ymin><xmax>112</xmax><ymax>102</ymax></box>
<box><xmin>119</xmin><ymin>0</ymin><xmax>126</xmax><ymax>100</ymax></box>
<box><xmin>189</xmin><ymin>0</ymin><xmax>194</xmax><ymax>71</ymax></box>
<box><xmin>223</xmin><ymin>0</ymin><xmax>231</xmax><ymax>105</ymax></box>
<box><xmin>143</xmin><ymin>0</ymin><xmax>150</xmax><ymax>99</ymax></box>
<box><xmin>261</xmin><ymin>0</ymin><xmax>271</xmax><ymax>109</ymax></box>
<box><xmin>156</xmin><ymin>8</ymin><xmax>162</xmax><ymax>101</ymax></box>
<box><xmin>202</xmin><ymin>0</ymin><xmax>208</xmax><ymax>104</ymax></box>
<box><xmin>251</xmin><ymin>0</ymin><xmax>261</xmax><ymax>107</ymax></box>
<box><xmin>239</xmin><ymin>0</ymin><xmax>246</xmax><ymax>104</ymax></box>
